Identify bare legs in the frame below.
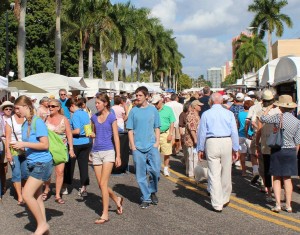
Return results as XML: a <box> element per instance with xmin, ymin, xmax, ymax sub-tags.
<box><xmin>239</xmin><ymin>153</ymin><xmax>247</xmax><ymax>176</ymax></box>
<box><xmin>22</xmin><ymin>176</ymin><xmax>49</xmax><ymax>235</ymax></box>
<box><xmin>273</xmin><ymin>176</ymin><xmax>293</xmax><ymax>209</ymax></box>
<box><xmin>94</xmin><ymin>163</ymin><xmax>122</xmax><ymax>221</ymax></box>
<box><xmin>163</xmin><ymin>155</ymin><xmax>170</xmax><ymax>168</ymax></box>
<box><xmin>43</xmin><ymin>163</ymin><xmax>65</xmax><ymax>200</ymax></box>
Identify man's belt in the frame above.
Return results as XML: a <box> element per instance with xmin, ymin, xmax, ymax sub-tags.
<box><xmin>207</xmin><ymin>136</ymin><xmax>230</xmax><ymax>139</ymax></box>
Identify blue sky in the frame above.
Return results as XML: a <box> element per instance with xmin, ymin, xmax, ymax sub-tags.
<box><xmin>110</xmin><ymin>0</ymin><xmax>300</xmax><ymax>79</ymax></box>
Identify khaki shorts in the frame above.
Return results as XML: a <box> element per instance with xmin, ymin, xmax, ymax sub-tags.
<box><xmin>172</xmin><ymin>127</ymin><xmax>181</xmax><ymax>140</ymax></box>
<box><xmin>159</xmin><ymin>131</ymin><xmax>172</xmax><ymax>155</ymax></box>
<box><xmin>91</xmin><ymin>150</ymin><xmax>115</xmax><ymax>165</ymax></box>
<box><xmin>249</xmin><ymin>136</ymin><xmax>256</xmax><ymax>155</ymax></box>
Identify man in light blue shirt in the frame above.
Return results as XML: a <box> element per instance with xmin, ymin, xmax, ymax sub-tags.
<box><xmin>197</xmin><ymin>93</ymin><xmax>239</xmax><ymax>212</ymax></box>
<box><xmin>127</xmin><ymin>86</ymin><xmax>161</xmax><ymax>209</ymax></box>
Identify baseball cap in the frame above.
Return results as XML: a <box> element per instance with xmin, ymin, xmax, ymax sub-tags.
<box><xmin>235</xmin><ymin>93</ymin><xmax>244</xmax><ymax>102</ymax></box>
<box><xmin>247</xmin><ymin>91</ymin><xmax>255</xmax><ymax>96</ymax></box>
<box><xmin>30</xmin><ymin>95</ymin><xmax>37</xmax><ymax>100</ymax></box>
<box><xmin>191</xmin><ymin>100</ymin><xmax>204</xmax><ymax>107</ymax></box>
<box><xmin>151</xmin><ymin>94</ymin><xmax>162</xmax><ymax>104</ymax></box>
<box><xmin>244</xmin><ymin>96</ymin><xmax>252</xmax><ymax>101</ymax></box>
<box><xmin>222</xmin><ymin>95</ymin><xmax>229</xmax><ymax>101</ymax></box>
<box><xmin>262</xmin><ymin>90</ymin><xmax>274</xmax><ymax>101</ymax></box>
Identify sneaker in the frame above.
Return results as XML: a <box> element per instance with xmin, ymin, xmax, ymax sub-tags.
<box><xmin>78</xmin><ymin>188</ymin><xmax>88</xmax><ymax>197</ymax></box>
<box><xmin>61</xmin><ymin>187</ymin><xmax>68</xmax><ymax>195</ymax></box>
<box><xmin>163</xmin><ymin>167</ymin><xmax>170</xmax><ymax>177</ymax></box>
<box><xmin>251</xmin><ymin>175</ymin><xmax>260</xmax><ymax>185</ymax></box>
<box><xmin>151</xmin><ymin>193</ymin><xmax>158</xmax><ymax>205</ymax></box>
<box><xmin>140</xmin><ymin>201</ymin><xmax>150</xmax><ymax>209</ymax></box>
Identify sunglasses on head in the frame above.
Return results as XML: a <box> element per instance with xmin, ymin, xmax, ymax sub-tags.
<box><xmin>48</xmin><ymin>105</ymin><xmax>58</xmax><ymax>108</ymax></box>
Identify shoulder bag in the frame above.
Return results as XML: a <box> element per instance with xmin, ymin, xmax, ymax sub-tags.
<box><xmin>266</xmin><ymin>114</ymin><xmax>283</xmax><ymax>150</ymax></box>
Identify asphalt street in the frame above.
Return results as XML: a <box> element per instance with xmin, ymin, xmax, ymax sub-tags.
<box><xmin>1</xmin><ymin>152</ymin><xmax>300</xmax><ymax>235</ymax></box>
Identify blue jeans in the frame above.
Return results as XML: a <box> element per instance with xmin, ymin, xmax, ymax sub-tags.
<box><xmin>11</xmin><ymin>155</ymin><xmax>28</xmax><ymax>182</ymax></box>
<box><xmin>27</xmin><ymin>160</ymin><xmax>53</xmax><ymax>182</ymax></box>
<box><xmin>132</xmin><ymin>146</ymin><xmax>160</xmax><ymax>202</ymax></box>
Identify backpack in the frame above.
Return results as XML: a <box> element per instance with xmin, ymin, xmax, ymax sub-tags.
<box><xmin>31</xmin><ymin>117</ymin><xmax>68</xmax><ymax>165</ymax></box>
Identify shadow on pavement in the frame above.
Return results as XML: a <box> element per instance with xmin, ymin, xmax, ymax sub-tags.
<box><xmin>113</xmin><ymin>184</ymin><xmax>141</xmax><ymax>204</ymax></box>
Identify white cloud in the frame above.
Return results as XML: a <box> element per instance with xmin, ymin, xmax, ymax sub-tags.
<box><xmin>112</xmin><ymin>0</ymin><xmax>300</xmax><ymax>81</ymax></box>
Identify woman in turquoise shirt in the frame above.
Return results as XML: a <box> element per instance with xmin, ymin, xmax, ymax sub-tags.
<box><xmin>12</xmin><ymin>95</ymin><xmax>53</xmax><ymax>235</ymax></box>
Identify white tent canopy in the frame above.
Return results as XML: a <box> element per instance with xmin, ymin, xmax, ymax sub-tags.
<box><xmin>260</xmin><ymin>58</ymin><xmax>281</xmax><ymax>87</ymax></box>
<box><xmin>23</xmin><ymin>73</ymin><xmax>88</xmax><ymax>94</ymax></box>
<box><xmin>0</xmin><ymin>76</ymin><xmax>8</xmax><ymax>89</ymax></box>
<box><xmin>273</xmin><ymin>57</ymin><xmax>300</xmax><ymax>86</ymax></box>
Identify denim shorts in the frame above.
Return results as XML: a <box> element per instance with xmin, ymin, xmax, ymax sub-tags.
<box><xmin>27</xmin><ymin>160</ymin><xmax>53</xmax><ymax>181</ymax></box>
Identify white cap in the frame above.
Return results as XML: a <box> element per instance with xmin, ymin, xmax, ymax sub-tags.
<box><xmin>244</xmin><ymin>96</ymin><xmax>252</xmax><ymax>101</ymax></box>
<box><xmin>222</xmin><ymin>95</ymin><xmax>229</xmax><ymax>100</ymax></box>
<box><xmin>30</xmin><ymin>95</ymin><xmax>37</xmax><ymax>100</ymax></box>
<box><xmin>235</xmin><ymin>93</ymin><xmax>244</xmax><ymax>102</ymax></box>
<box><xmin>151</xmin><ymin>94</ymin><xmax>162</xmax><ymax>104</ymax></box>
<box><xmin>247</xmin><ymin>91</ymin><xmax>255</xmax><ymax>96</ymax></box>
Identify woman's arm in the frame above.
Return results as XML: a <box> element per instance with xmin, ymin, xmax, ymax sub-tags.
<box><xmin>64</xmin><ymin>117</ymin><xmax>75</xmax><ymax>158</ymax></box>
<box><xmin>112</xmin><ymin>120</ymin><xmax>121</xmax><ymax>167</ymax></box>
<box><xmin>12</xmin><ymin>136</ymin><xmax>49</xmax><ymax>150</ymax></box>
<box><xmin>5</xmin><ymin>123</ymin><xmax>12</xmax><ymax>161</ymax></box>
<box><xmin>260</xmin><ymin>106</ymin><xmax>279</xmax><ymax>124</ymax></box>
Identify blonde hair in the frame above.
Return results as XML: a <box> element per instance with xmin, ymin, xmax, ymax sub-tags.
<box><xmin>49</xmin><ymin>99</ymin><xmax>64</xmax><ymax>115</ymax></box>
<box><xmin>15</xmin><ymin>95</ymin><xmax>35</xmax><ymax>124</ymax></box>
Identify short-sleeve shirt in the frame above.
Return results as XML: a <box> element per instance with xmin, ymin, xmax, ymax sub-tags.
<box><xmin>126</xmin><ymin>105</ymin><xmax>160</xmax><ymax>152</ymax></box>
<box><xmin>165</xmin><ymin>101</ymin><xmax>183</xmax><ymax>127</ymax></box>
<box><xmin>230</xmin><ymin>104</ymin><xmax>244</xmax><ymax>119</ymax></box>
<box><xmin>238</xmin><ymin>111</ymin><xmax>254</xmax><ymax>137</ymax></box>
<box><xmin>111</xmin><ymin>105</ymin><xmax>125</xmax><ymax>130</ymax></box>
<box><xmin>158</xmin><ymin>105</ymin><xmax>176</xmax><ymax>132</ymax></box>
<box><xmin>22</xmin><ymin>116</ymin><xmax>52</xmax><ymax>164</ymax></box>
<box><xmin>71</xmin><ymin>109</ymin><xmax>90</xmax><ymax>145</ymax></box>
<box><xmin>179</xmin><ymin>112</ymin><xmax>187</xmax><ymax>128</ymax></box>
<box><xmin>184</xmin><ymin>111</ymin><xmax>200</xmax><ymax>147</ymax></box>
<box><xmin>60</xmin><ymin>98</ymin><xmax>71</xmax><ymax>120</ymax></box>
<box><xmin>91</xmin><ymin>112</ymin><xmax>116</xmax><ymax>151</ymax></box>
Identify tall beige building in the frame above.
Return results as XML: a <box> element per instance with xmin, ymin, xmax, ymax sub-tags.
<box><xmin>272</xmin><ymin>39</ymin><xmax>300</xmax><ymax>59</ymax></box>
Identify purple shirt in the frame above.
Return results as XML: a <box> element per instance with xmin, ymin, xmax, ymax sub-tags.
<box><xmin>91</xmin><ymin>112</ymin><xmax>116</xmax><ymax>151</ymax></box>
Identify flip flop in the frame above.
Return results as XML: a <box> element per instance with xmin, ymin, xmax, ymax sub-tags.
<box><xmin>95</xmin><ymin>218</ymin><xmax>109</xmax><ymax>224</ymax></box>
<box><xmin>116</xmin><ymin>197</ymin><xmax>124</xmax><ymax>215</ymax></box>
<box><xmin>55</xmin><ymin>197</ymin><xmax>65</xmax><ymax>204</ymax></box>
<box><xmin>42</xmin><ymin>191</ymin><xmax>50</xmax><ymax>201</ymax></box>
<box><xmin>17</xmin><ymin>200</ymin><xmax>25</xmax><ymax>206</ymax></box>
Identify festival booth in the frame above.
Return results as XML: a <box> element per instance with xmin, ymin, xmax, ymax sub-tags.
<box><xmin>22</xmin><ymin>72</ymin><xmax>88</xmax><ymax>99</ymax></box>
<box><xmin>0</xmin><ymin>76</ymin><xmax>10</xmax><ymax>101</ymax></box>
<box><xmin>260</xmin><ymin>58</ymin><xmax>281</xmax><ymax>88</ymax></box>
<box><xmin>84</xmin><ymin>79</ymin><xmax>100</xmax><ymax>97</ymax></box>
<box><xmin>272</xmin><ymin>56</ymin><xmax>300</xmax><ymax>111</ymax></box>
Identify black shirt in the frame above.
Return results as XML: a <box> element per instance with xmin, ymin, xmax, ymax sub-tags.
<box><xmin>199</xmin><ymin>95</ymin><xmax>210</xmax><ymax>117</ymax></box>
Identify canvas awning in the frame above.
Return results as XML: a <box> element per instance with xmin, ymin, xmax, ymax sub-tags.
<box><xmin>8</xmin><ymin>80</ymin><xmax>48</xmax><ymax>93</ymax></box>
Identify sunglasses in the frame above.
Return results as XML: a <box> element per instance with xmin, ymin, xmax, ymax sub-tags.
<box><xmin>48</xmin><ymin>105</ymin><xmax>58</xmax><ymax>108</ymax></box>
<box><xmin>4</xmin><ymin>108</ymin><xmax>12</xmax><ymax>111</ymax></box>
<box><xmin>60</xmin><ymin>93</ymin><xmax>66</xmax><ymax>96</ymax></box>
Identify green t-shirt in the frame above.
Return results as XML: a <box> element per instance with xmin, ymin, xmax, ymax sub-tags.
<box><xmin>159</xmin><ymin>105</ymin><xmax>176</xmax><ymax>132</ymax></box>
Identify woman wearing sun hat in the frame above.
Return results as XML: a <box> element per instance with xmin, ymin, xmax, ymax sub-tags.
<box><xmin>260</xmin><ymin>95</ymin><xmax>300</xmax><ymax>213</ymax></box>
<box><xmin>0</xmin><ymin>101</ymin><xmax>14</xmax><ymax>195</ymax></box>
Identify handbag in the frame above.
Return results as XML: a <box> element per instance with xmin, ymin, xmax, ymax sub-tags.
<box><xmin>10</xmin><ymin>117</ymin><xmax>26</xmax><ymax>157</ymax></box>
<box><xmin>267</xmin><ymin>114</ymin><xmax>283</xmax><ymax>150</ymax></box>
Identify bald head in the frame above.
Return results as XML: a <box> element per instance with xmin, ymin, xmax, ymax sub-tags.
<box><xmin>211</xmin><ymin>93</ymin><xmax>223</xmax><ymax>104</ymax></box>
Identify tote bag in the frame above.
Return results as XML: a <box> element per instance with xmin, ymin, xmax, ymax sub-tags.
<box><xmin>266</xmin><ymin>114</ymin><xmax>283</xmax><ymax>150</ymax></box>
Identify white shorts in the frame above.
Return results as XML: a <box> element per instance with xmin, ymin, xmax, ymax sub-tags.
<box><xmin>239</xmin><ymin>137</ymin><xmax>252</xmax><ymax>154</ymax></box>
<box><xmin>91</xmin><ymin>150</ymin><xmax>115</xmax><ymax>165</ymax></box>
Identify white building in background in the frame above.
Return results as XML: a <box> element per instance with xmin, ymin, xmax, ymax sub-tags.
<box><xmin>221</xmin><ymin>66</ymin><xmax>226</xmax><ymax>82</ymax></box>
<box><xmin>207</xmin><ymin>67</ymin><xmax>222</xmax><ymax>88</ymax></box>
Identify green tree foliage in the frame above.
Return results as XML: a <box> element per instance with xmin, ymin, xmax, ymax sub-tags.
<box><xmin>178</xmin><ymin>73</ymin><xmax>192</xmax><ymax>90</ymax></box>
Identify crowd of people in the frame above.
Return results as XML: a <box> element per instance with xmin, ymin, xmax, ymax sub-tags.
<box><xmin>0</xmin><ymin>85</ymin><xmax>300</xmax><ymax>234</ymax></box>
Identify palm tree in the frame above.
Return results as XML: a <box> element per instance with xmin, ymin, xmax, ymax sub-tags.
<box><xmin>14</xmin><ymin>0</ymin><xmax>27</xmax><ymax>79</ymax></box>
<box><xmin>248</xmin><ymin>0</ymin><xmax>293</xmax><ymax>61</ymax></box>
<box><xmin>55</xmin><ymin>0</ymin><xmax>62</xmax><ymax>74</ymax></box>
<box><xmin>235</xmin><ymin>34</ymin><xmax>266</xmax><ymax>73</ymax></box>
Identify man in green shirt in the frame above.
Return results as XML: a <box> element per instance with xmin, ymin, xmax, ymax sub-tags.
<box><xmin>152</xmin><ymin>94</ymin><xmax>175</xmax><ymax>176</ymax></box>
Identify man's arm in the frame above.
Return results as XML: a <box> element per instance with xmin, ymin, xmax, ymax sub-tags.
<box><xmin>128</xmin><ymin>130</ymin><xmax>136</xmax><ymax>151</ymax></box>
<box><xmin>154</xmin><ymin>127</ymin><xmax>160</xmax><ymax>148</ymax></box>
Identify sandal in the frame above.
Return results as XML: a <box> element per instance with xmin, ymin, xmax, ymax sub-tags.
<box><xmin>95</xmin><ymin>217</ymin><xmax>109</xmax><ymax>224</ymax></box>
<box><xmin>55</xmin><ymin>197</ymin><xmax>65</xmax><ymax>204</ymax></box>
<box><xmin>283</xmin><ymin>206</ymin><xmax>292</xmax><ymax>213</ymax></box>
<box><xmin>116</xmin><ymin>197</ymin><xmax>124</xmax><ymax>215</ymax></box>
<box><xmin>17</xmin><ymin>200</ymin><xmax>25</xmax><ymax>206</ymax></box>
<box><xmin>271</xmin><ymin>205</ymin><xmax>281</xmax><ymax>213</ymax></box>
<box><xmin>42</xmin><ymin>191</ymin><xmax>50</xmax><ymax>201</ymax></box>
